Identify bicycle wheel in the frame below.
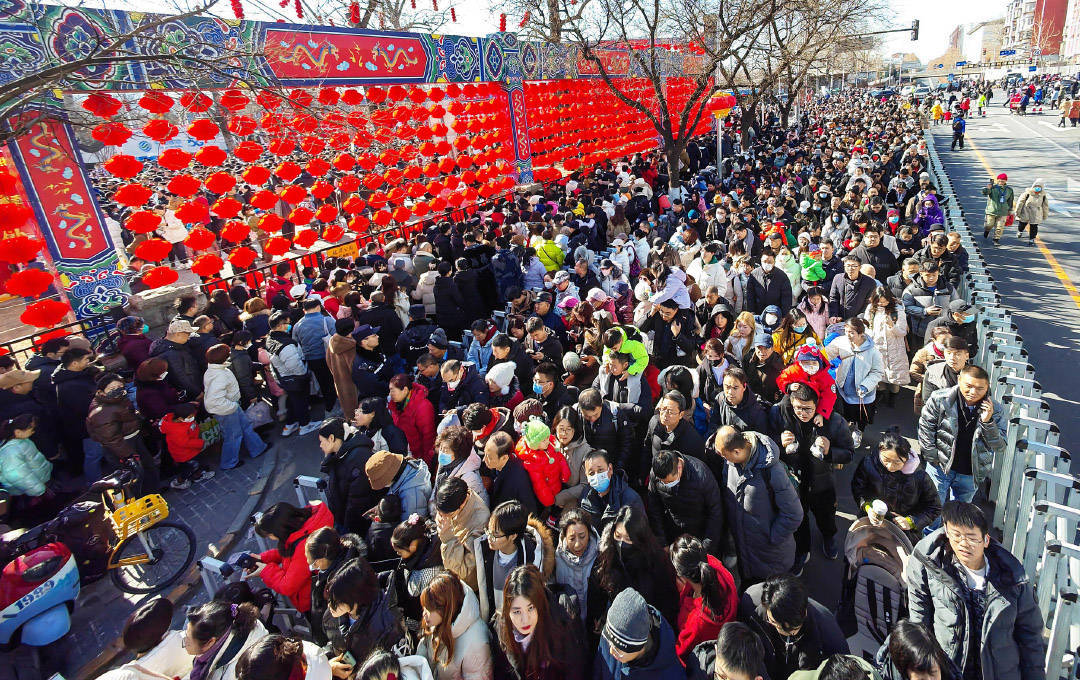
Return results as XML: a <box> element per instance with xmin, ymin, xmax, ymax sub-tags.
<box><xmin>108</xmin><ymin>520</ymin><xmax>196</xmax><ymax>594</ymax></box>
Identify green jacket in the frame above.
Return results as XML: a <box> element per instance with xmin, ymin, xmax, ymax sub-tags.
<box><xmin>0</xmin><ymin>438</ymin><xmax>52</xmax><ymax>496</ymax></box>
<box><xmin>536</xmin><ymin>239</ymin><xmax>565</xmax><ymax>272</ymax></box>
<box><xmin>981</xmin><ymin>184</ymin><xmax>1015</xmax><ymax>216</ymax></box>
<box><xmin>602</xmin><ymin>326</ymin><xmax>650</xmax><ymax>375</ymax></box>
<box><xmin>799</xmin><ymin>253</ymin><xmax>827</xmax><ymax>283</ymax></box>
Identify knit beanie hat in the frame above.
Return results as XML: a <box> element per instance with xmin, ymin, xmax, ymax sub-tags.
<box><xmin>485</xmin><ymin>361</ymin><xmax>516</xmax><ymax>391</ymax></box>
<box><xmin>523</xmin><ymin>417</ymin><xmax>550</xmax><ymax>449</ymax></box>
<box><xmin>793</xmin><ymin>341</ymin><xmax>825</xmax><ymax>367</ymax></box>
<box><xmin>603</xmin><ymin>588</ymin><xmax>651</xmax><ymax>654</ymax></box>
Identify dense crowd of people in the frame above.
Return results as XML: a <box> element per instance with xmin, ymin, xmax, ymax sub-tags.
<box><xmin>0</xmin><ymin>87</ymin><xmax>1048</xmax><ymax>680</ymax></box>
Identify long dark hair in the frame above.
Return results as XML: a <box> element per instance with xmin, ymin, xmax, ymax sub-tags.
<box><xmin>888</xmin><ymin>620</ymin><xmax>954</xmax><ymax>678</ymax></box>
<box><xmin>421</xmin><ymin>572</ymin><xmax>465</xmax><ymax>666</ymax></box>
<box><xmin>234</xmin><ymin>635</ymin><xmax>306</xmax><ymax>680</ymax></box>
<box><xmin>186</xmin><ymin>600</ymin><xmax>259</xmax><ymax>646</ymax></box>
<box><xmin>595</xmin><ymin>505</ymin><xmax>665</xmax><ymax>593</ymax></box>
<box><xmin>670</xmin><ymin>535</ymin><xmax>729</xmax><ymax>620</ymax></box>
<box><xmin>254</xmin><ymin>502</ymin><xmax>313</xmax><ymax>553</ymax></box>
<box><xmin>497</xmin><ymin>565</ymin><xmax>564</xmax><ymax>677</ymax></box>
<box><xmin>867</xmin><ymin>285</ymin><xmax>899</xmax><ymax>317</ymax></box>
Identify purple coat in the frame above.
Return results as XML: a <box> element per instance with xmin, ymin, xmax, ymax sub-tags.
<box><xmin>118</xmin><ymin>334</ymin><xmax>153</xmax><ymax>371</ymax></box>
<box><xmin>913</xmin><ymin>195</ymin><xmax>945</xmax><ymax>236</ymax></box>
<box><xmin>135</xmin><ymin>379</ymin><xmax>182</xmax><ymax>422</ymax></box>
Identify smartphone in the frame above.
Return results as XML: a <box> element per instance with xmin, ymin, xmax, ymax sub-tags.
<box><xmin>342</xmin><ymin>652</ymin><xmax>357</xmax><ymax>667</ymax></box>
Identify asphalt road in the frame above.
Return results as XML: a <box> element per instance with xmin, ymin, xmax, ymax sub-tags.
<box><xmin>930</xmin><ymin>106</ymin><xmax>1080</xmax><ymax>460</ymax></box>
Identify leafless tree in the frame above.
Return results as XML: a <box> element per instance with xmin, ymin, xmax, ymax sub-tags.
<box><xmin>297</xmin><ymin>0</ymin><xmax>451</xmax><ymax>32</ymax></box>
<box><xmin>492</xmin><ymin>0</ymin><xmax>597</xmax><ymax>42</ymax></box>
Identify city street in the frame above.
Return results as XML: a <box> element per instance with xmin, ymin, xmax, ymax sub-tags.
<box><xmin>931</xmin><ymin>105</ymin><xmax>1080</xmax><ymax>460</ymax></box>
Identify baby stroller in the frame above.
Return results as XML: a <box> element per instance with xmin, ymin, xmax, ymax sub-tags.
<box><xmin>837</xmin><ymin>517</ymin><xmax>915</xmax><ymax>661</ymax></box>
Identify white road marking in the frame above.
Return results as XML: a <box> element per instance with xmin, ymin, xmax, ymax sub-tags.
<box><xmin>1048</xmin><ymin>197</ymin><xmax>1075</xmax><ymax>216</ymax></box>
<box><xmin>1068</xmin><ymin>178</ymin><xmax>1080</xmax><ymax>194</ymax></box>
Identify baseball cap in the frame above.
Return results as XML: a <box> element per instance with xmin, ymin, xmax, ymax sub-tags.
<box><xmin>167</xmin><ymin>319</ymin><xmax>196</xmax><ymax>335</ymax></box>
<box><xmin>754</xmin><ymin>331</ymin><xmax>774</xmax><ymax>348</ymax></box>
<box><xmin>553</xmin><ymin>270</ymin><xmax>570</xmax><ymax>284</ymax></box>
<box><xmin>289</xmin><ymin>284</ymin><xmax>308</xmax><ymax>299</ymax></box>
<box><xmin>353</xmin><ymin>324</ymin><xmax>380</xmax><ymax>340</ymax></box>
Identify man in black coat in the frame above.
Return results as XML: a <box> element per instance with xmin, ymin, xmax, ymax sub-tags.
<box><xmin>433</xmin><ymin>262</ymin><xmax>469</xmax><ymax>339</ymax></box>
<box><xmin>0</xmin><ymin>369</ymin><xmax>58</xmax><ymax>459</ymax></box>
<box><xmin>637</xmin><ymin>301</ymin><xmax>698</xmax><ymax>370</ymax></box>
<box><xmin>480</xmin><ymin>431</ymin><xmax>539</xmax><ymax>515</ymax></box>
<box><xmin>438</xmin><ymin>359</ymin><xmax>488</xmax><ymax>415</ymax></box>
<box><xmin>354</xmin><ymin>291</ymin><xmax>405</xmax><ymax>357</ymax></box>
<box><xmin>395</xmin><ymin>305</ymin><xmax>438</xmax><ymax>366</ymax></box>
<box><xmin>488</xmin><ymin>333</ymin><xmax>534</xmax><ymax>389</ymax></box>
<box><xmin>746</xmin><ymin>253</ymin><xmax>793</xmax><ymax>315</ymax></box>
<box><xmin>569</xmin><ymin>257</ymin><xmax>601</xmax><ymax>296</ymax></box>
<box><xmin>577</xmin><ymin>389</ymin><xmax>640</xmax><ymax>482</ymax></box>
<box><xmin>848</xmin><ymin>228</ymin><xmax>898</xmax><ymax>283</ymax></box>
<box><xmin>828</xmin><ymin>257</ymin><xmax>876</xmax><ymax>322</ymax></box>
<box><xmin>924</xmin><ymin>299</ymin><xmax>978</xmax><ymax>355</ymax></box>
<box><xmin>707</xmin><ymin>366</ymin><xmax>769</xmax><ymax>436</ymax></box>
<box><xmin>25</xmin><ymin>337</ymin><xmax>67</xmax><ymax>423</ymax></box>
<box><xmin>148</xmin><ymin>320</ymin><xmax>203</xmax><ymax>399</ymax></box>
<box><xmin>53</xmin><ymin>348</ymin><xmax>101</xmax><ymax>471</ymax></box>
<box><xmin>647</xmin><ymin>391</ymin><xmax>706</xmax><ymax>463</ymax></box>
<box><xmin>534</xmin><ymin>361</ymin><xmax>577</xmax><ymax>424</ymax></box>
<box><xmin>453</xmin><ymin>258</ymin><xmax>486</xmax><ymax>322</ymax></box>
<box><xmin>322</xmin><ymin>429</ymin><xmax>383</xmax><ymax>535</ymax></box>
<box><xmin>646</xmin><ymin>449</ymin><xmax>727</xmax><ymax>557</ymax></box>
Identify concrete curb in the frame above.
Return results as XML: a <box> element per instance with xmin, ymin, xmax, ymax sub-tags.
<box><xmin>74</xmin><ymin>445</ymin><xmax>281</xmax><ymax>680</ymax></box>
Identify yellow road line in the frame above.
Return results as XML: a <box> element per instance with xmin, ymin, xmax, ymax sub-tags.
<box><xmin>965</xmin><ymin>136</ymin><xmax>1080</xmax><ymax>311</ymax></box>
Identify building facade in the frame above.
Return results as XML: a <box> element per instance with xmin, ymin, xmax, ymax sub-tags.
<box><xmin>1003</xmin><ymin>0</ymin><xmax>1067</xmax><ymax>54</ymax></box>
<box><xmin>964</xmin><ymin>19</ymin><xmax>1005</xmax><ymax>64</ymax></box>
<box><xmin>1063</xmin><ymin>0</ymin><xmax>1080</xmax><ymax>59</ymax></box>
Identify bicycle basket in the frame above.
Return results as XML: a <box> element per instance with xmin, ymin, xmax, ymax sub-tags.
<box><xmin>111</xmin><ymin>494</ymin><xmax>170</xmax><ymax>542</ymax></box>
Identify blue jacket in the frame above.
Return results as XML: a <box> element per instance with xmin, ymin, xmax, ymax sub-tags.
<box><xmin>491</xmin><ymin>248</ymin><xmax>523</xmax><ymax>300</ymax></box>
<box><xmin>594</xmin><ymin>606</ymin><xmax>684</xmax><ymax>680</ymax></box>
<box><xmin>465</xmin><ymin>335</ymin><xmax>495</xmax><ymax>373</ymax></box>
<box><xmin>0</xmin><ymin>438</ymin><xmax>52</xmax><ymax>496</ymax></box>
<box><xmin>390</xmin><ymin>457</ymin><xmax>433</xmax><ymax>518</ymax></box>
<box><xmin>292</xmin><ymin>311</ymin><xmax>336</xmax><ymax>360</ymax></box>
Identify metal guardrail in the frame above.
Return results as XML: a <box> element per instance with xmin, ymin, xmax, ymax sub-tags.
<box><xmin>923</xmin><ymin>131</ymin><xmax>1080</xmax><ymax>679</ymax></box>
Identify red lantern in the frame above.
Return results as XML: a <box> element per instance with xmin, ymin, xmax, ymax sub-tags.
<box><xmin>138</xmin><ymin>92</ymin><xmax>174</xmax><ymax>114</ymax></box>
<box><xmin>347</xmin><ymin>215</ymin><xmax>370</xmax><ymax>232</ymax></box>
<box><xmin>278</xmin><ymin>185</ymin><xmax>307</xmax><ymax>204</ymax></box>
<box><xmin>229</xmin><ymin>246</ymin><xmax>258</xmax><ymax>270</ymax></box>
<box><xmin>157</xmin><ymin>149</ymin><xmax>192</xmax><ymax>171</ymax></box>
<box><xmin>412</xmin><ymin>201</ymin><xmax>430</xmax><ymax>217</ymax></box>
<box><xmin>318</xmin><ymin>88</ymin><xmax>340</xmax><ymax>106</ymax></box>
<box><xmin>342</xmin><ymin>89</ymin><xmax>363</xmax><ymax>105</ymax></box>
<box><xmin>288</xmin><ymin>206</ymin><xmax>314</xmax><ymax>225</ymax></box>
<box><xmin>219</xmin><ymin>90</ymin><xmax>250</xmax><ymax>111</ymax></box>
<box><xmin>242</xmin><ymin>166</ymin><xmax>271</xmax><ymax>186</ymax></box>
<box><xmin>4</xmin><ymin>268</ymin><xmax>53</xmax><ymax>298</ymax></box>
<box><xmin>103</xmin><ymin>154</ymin><xmax>143</xmax><ymax>179</ymax></box>
<box><xmin>363</xmin><ymin>173</ymin><xmax>385</xmax><ymax>190</ymax></box>
<box><xmin>342</xmin><ymin>195</ymin><xmax>367</xmax><ymax>215</ymax></box>
<box><xmin>324</xmin><ymin>224</ymin><xmax>345</xmax><ymax>242</ymax></box>
<box><xmin>306</xmin><ymin>158</ymin><xmax>331</xmax><ymax>177</ymax></box>
<box><xmin>204</xmin><ymin>172</ymin><xmax>237</xmax><ymax>195</ymax></box>
<box><xmin>392</xmin><ymin>206</ymin><xmax>411</xmax><ymax>223</ymax></box>
<box><xmin>274</xmin><ymin>161</ymin><xmax>302</xmax><ymax>182</ymax></box>
<box><xmin>258</xmin><ymin>213</ymin><xmax>285</xmax><ymax>232</ymax></box>
<box><xmin>187</xmin><ymin>119</ymin><xmax>220</xmax><ymax>141</ymax></box>
<box><xmin>294</xmin><ymin>230</ymin><xmax>318</xmax><ymax>248</ymax></box>
<box><xmin>141</xmin><ymin>266</ymin><xmax>179</xmax><ymax>289</ymax></box>
<box><xmin>125</xmin><ymin>211</ymin><xmax>161</xmax><ymax>235</ymax></box>
<box><xmin>311</xmin><ymin>181</ymin><xmax>336</xmax><ymax>200</ymax></box>
<box><xmin>268</xmin><ymin>138</ymin><xmax>295</xmax><ymax>156</ymax></box>
<box><xmin>264</xmin><ymin>237</ymin><xmax>291</xmax><ymax>256</ymax></box>
<box><xmin>143</xmin><ymin>119</ymin><xmax>179</xmax><ymax>143</ymax></box>
<box><xmin>337</xmin><ymin>175</ymin><xmax>361</xmax><ymax>193</ymax></box>
<box><xmin>0</xmin><ymin>169</ymin><xmax>18</xmax><ymax>197</ymax></box>
<box><xmin>167</xmin><ymin>174</ymin><xmax>201</xmax><ymax>198</ymax></box>
<box><xmin>221</xmin><ymin>221</ymin><xmax>250</xmax><ymax>243</ymax></box>
<box><xmin>249</xmin><ymin>190</ymin><xmax>279</xmax><ymax>210</ymax></box>
<box><xmin>133</xmin><ymin>238</ymin><xmax>173</xmax><ymax>262</ymax></box>
<box><xmin>20</xmin><ymin>299</ymin><xmax>70</xmax><ymax>327</ymax></box>
<box><xmin>184</xmin><ymin>226</ymin><xmax>216</xmax><ymax>250</ymax></box>
<box><xmin>212</xmin><ymin>197</ymin><xmax>243</xmax><ymax>219</ymax></box>
<box><xmin>234</xmin><ymin>140</ymin><xmax>263</xmax><ymax>163</ymax></box>
<box><xmin>92</xmin><ymin>122</ymin><xmax>132</xmax><ymax>146</ymax></box>
<box><xmin>332</xmin><ymin>153</ymin><xmax>356</xmax><ymax>171</ymax></box>
<box><xmin>366</xmin><ymin>87</ymin><xmax>386</xmax><ymax>104</ymax></box>
<box><xmin>82</xmin><ymin>93</ymin><xmax>122</xmax><ymax>118</ymax></box>
<box><xmin>372</xmin><ymin>210</ymin><xmax>393</xmax><ymax>227</ymax></box>
<box><xmin>179</xmin><ymin>92</ymin><xmax>212</xmax><ymax>112</ymax></box>
<box><xmin>195</xmin><ymin>145</ymin><xmax>227</xmax><ymax>167</ymax></box>
<box><xmin>314</xmin><ymin>204</ymin><xmax>339</xmax><ymax>223</ymax></box>
<box><xmin>191</xmin><ymin>254</ymin><xmax>224</xmax><ymax>278</ymax></box>
<box><xmin>112</xmin><ymin>183</ymin><xmax>152</xmax><ymax>207</ymax></box>
<box><xmin>300</xmin><ymin>136</ymin><xmax>326</xmax><ymax>155</ymax></box>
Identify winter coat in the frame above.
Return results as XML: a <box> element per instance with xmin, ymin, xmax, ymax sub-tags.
<box><xmin>203</xmin><ymin>363</ymin><xmax>241</xmax><ymax>416</ymax></box>
<box><xmin>490</xmin><ymin>248</ymin><xmax>523</xmax><ymax>301</ymax></box>
<box><xmin>537</xmin><ymin>239</ymin><xmax>565</xmax><ymax>272</ymax></box>
<box><xmin>828</xmin><ymin>273</ymin><xmax>876</xmax><ymax>320</ymax></box>
<box><xmin>391</xmin><ymin>383</ymin><xmax>437</xmax><ymax>463</ymax></box>
<box><xmin>148</xmin><ymin>337</ymin><xmax>202</xmax><ymax>398</ymax></box>
<box><xmin>439</xmin><ymin>363</ymin><xmax>489</xmax><ymax>414</ymax></box>
<box><xmin>397</xmin><ymin>320</ymin><xmax>439</xmax><ymax>367</ymax></box>
<box><xmin>902</xmin><ymin>277</ymin><xmax>959</xmax><ymax>339</ymax></box>
<box><xmin>265</xmin><ymin>331</ymin><xmax>307</xmax><ymax>379</ymax></box>
<box><xmin>95</xmin><ymin>630</ymin><xmax>192</xmax><ymax>680</ymax></box>
<box><xmin>707</xmin><ymin>388</ymin><xmax>770</xmax><ymax>436</ymax></box>
<box><xmin>134</xmin><ymin>379</ymin><xmax>181</xmax><ymax>423</ymax></box>
<box><xmin>117</xmin><ymin>334</ymin><xmax>153</xmax><ymax>371</ymax></box>
<box><xmin>353</xmin><ymin>302</ymin><xmax>406</xmax><ymax>356</ymax></box>
<box><xmin>747</xmin><ymin>351</ymin><xmax>786</xmax><ymax>404</ymax></box>
<box><xmin>323</xmin><ymin>588</ymin><xmax>408</xmax><ymax>671</ymax></box>
<box><xmin>388</xmin><ymin>527</ymin><xmax>444</xmax><ymax>632</ymax></box>
<box><xmin>473</xmin><ymin>515</ymin><xmax>555</xmax><ymax>621</ymax></box>
<box><xmin>553</xmin><ymin>435</ymin><xmax>593</xmax><ymax>508</ymax></box>
<box><xmin>86</xmin><ymin>391</ymin><xmax>144</xmax><ymax>459</ymax></box>
<box><xmin>862</xmin><ymin>307</ymin><xmax>910</xmax><ymax>385</ymax></box>
<box><xmin>746</xmin><ymin>267</ymin><xmax>793</xmax><ymax>315</ymax></box>
<box><xmin>981</xmin><ymin>183</ymin><xmax>1015</xmax><ymax>217</ymax></box>
<box><xmin>492</xmin><ymin>587</ymin><xmax>585</xmax><ymax>680</ymax></box>
<box><xmin>646</xmin><ymin>453</ymin><xmax>726</xmax><ymax>555</ymax></box>
<box><xmin>906</xmin><ymin>530</ymin><xmax>1046</xmax><ymax>680</ymax></box>
<box><xmin>0</xmin><ymin>438</ymin><xmax>51</xmax><ymax>496</ymax></box>
<box><xmin>850</xmin><ymin>242</ymin><xmax>899</xmax><ymax>281</ymax></box>
<box><xmin>292</xmin><ymin>311</ymin><xmax>335</xmax><ymax>360</ymax></box>
<box><xmin>555</xmin><ymin>528</ymin><xmax>600</xmax><ymax>624</ymax></box>
<box><xmin>514</xmin><ymin>437</ymin><xmax>571</xmax><ymax>508</ymax></box>
<box><xmin>825</xmin><ymin>335</ymin><xmax>886</xmax><ymax>405</ymax></box>
<box><xmin>851</xmin><ymin>451</ymin><xmax>941</xmax><ymax>533</ymax></box>
<box><xmin>674</xmin><ymin>554</ymin><xmax>738</xmax><ymax>660</ymax></box>
<box><xmin>53</xmin><ymin>367</ymin><xmax>99</xmax><ymax>440</ymax></box>
<box><xmin>796</xmin><ymin>299</ymin><xmax>830</xmax><ymax>340</ymax></box>
<box><xmin>717</xmin><ymin>431</ymin><xmax>803</xmax><ymax>582</ymax></box>
<box><xmin>740</xmin><ymin>582</ymin><xmax>849</xmax><ymax>680</ymax></box>
<box><xmin>1015</xmin><ymin>185</ymin><xmax>1050</xmax><ymax>224</ymax></box>
<box><xmin>159</xmin><ymin>414</ymin><xmax>203</xmax><ymax>463</ymax></box>
<box><xmin>772</xmin><ymin>327</ymin><xmax>820</xmax><ymax>365</ymax></box>
<box><xmin>488</xmin><ymin>448</ymin><xmax>539</xmax><ymax>514</ymax></box>
<box><xmin>768</xmin><ymin>396</ymin><xmax>855</xmax><ymax>493</ymax></box>
<box><xmin>593</xmin><ymin>605</ymin><xmax>684</xmax><ymax>680</ymax></box>
<box><xmin>438</xmin><ymin>490</ymin><xmax>490</xmax><ymax>592</ymax></box>
<box><xmin>323</xmin><ymin>432</ymin><xmax>381</xmax><ymax>535</ymax></box>
<box><xmin>191</xmin><ymin>619</ymin><xmax>270</xmax><ymax>680</ymax></box>
<box><xmin>391</xmin><ymin>457</ymin><xmax>434</xmax><ymax>519</ymax></box>
<box><xmin>913</xmin><ymin>246</ymin><xmax>962</xmax><ymax>289</ymax></box>
<box><xmin>417</xmin><ymin>586</ymin><xmax>493</xmax><ymax>680</ymax></box>
<box><xmin>913</xmin><ymin>195</ymin><xmax>946</xmax><ymax>236</ymax></box>
<box><xmin>579</xmin><ymin>468</ymin><xmax>646</xmax><ymax>534</ymax></box>
<box><xmin>917</xmin><ymin>386</ymin><xmax>1006</xmax><ymax>484</ymax></box>
<box><xmin>326</xmin><ymin>333</ymin><xmax>359</xmax><ymax>421</ymax></box>
<box><xmin>875</xmin><ymin>637</ymin><xmax>960</xmax><ymax>680</ymax></box>
<box><xmin>434</xmin><ymin>275</ymin><xmax>470</xmax><ymax>334</ymax></box>
<box><xmin>433</xmin><ymin>452</ymin><xmax>489</xmax><ymax>511</ymax></box>
<box><xmin>309</xmin><ymin>534</ymin><xmax>365</xmax><ymax>646</ymax></box>
<box><xmin>228</xmin><ymin>348</ymin><xmax>258</xmax><ymax>407</ymax></box>
<box><xmin>413</xmin><ymin>271</ymin><xmax>440</xmax><ymax>316</ymax></box>
<box><xmin>258</xmin><ymin>502</ymin><xmax>335</xmax><ymax>613</ymax></box>
<box><xmin>776</xmin><ymin>363</ymin><xmax>838</xmax><ymax>420</ymax></box>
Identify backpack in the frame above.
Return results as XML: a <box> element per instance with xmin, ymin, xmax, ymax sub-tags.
<box><xmin>837</xmin><ymin>518</ymin><xmax>914</xmax><ymax>661</ymax></box>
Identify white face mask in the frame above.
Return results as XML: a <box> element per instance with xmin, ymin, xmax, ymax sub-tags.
<box><xmin>800</xmin><ymin>362</ymin><xmax>819</xmax><ymax>375</ymax></box>
<box><xmin>764</xmin><ymin>313</ymin><xmax>778</xmax><ymax>326</ymax></box>
<box><xmin>762</xmin><ymin>262</ymin><xmax>775</xmax><ymax>272</ymax></box>
<box><xmin>446</xmin><ymin>379</ymin><xmax>460</xmax><ymax>391</ymax></box>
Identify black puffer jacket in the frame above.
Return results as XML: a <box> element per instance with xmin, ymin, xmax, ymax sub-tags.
<box><xmin>646</xmin><ymin>453</ymin><xmax>727</xmax><ymax>556</ymax></box>
<box><xmin>647</xmin><ymin>416</ymin><xmax>706</xmax><ymax>465</ymax></box>
<box><xmin>395</xmin><ymin>319</ymin><xmax>438</xmax><ymax>366</ymax></box>
<box><xmin>740</xmin><ymin>583</ymin><xmax>849</xmax><ymax>680</ymax></box>
<box><xmin>579</xmin><ymin>402</ymin><xmax>640</xmax><ymax>478</ymax></box>
<box><xmin>309</xmin><ymin>534</ymin><xmax>365</xmax><ymax>647</ymax></box>
<box><xmin>324</xmin><ymin>587</ymin><xmax>409</xmax><ymax>662</ymax></box>
<box><xmin>149</xmin><ymin>337</ymin><xmax>202</xmax><ymax>398</ymax></box>
<box><xmin>433</xmin><ymin>275</ymin><xmax>469</xmax><ymax>335</ymax></box>
<box><xmin>322</xmin><ymin>432</ymin><xmax>383</xmax><ymax>535</ymax></box>
<box><xmin>438</xmin><ymin>362</ymin><xmax>488</xmax><ymax>413</ymax></box>
<box><xmin>587</xmin><ymin>539</ymin><xmax>679</xmax><ymax>642</ymax></box>
<box><xmin>767</xmin><ymin>396</ymin><xmax>855</xmax><ymax>493</ymax></box>
<box><xmin>850</xmin><ymin>451</ymin><xmax>942</xmax><ymax>533</ymax></box>
<box><xmin>579</xmin><ymin>469</ymin><xmax>645</xmax><ymax>534</ymax></box>
<box><xmin>707</xmin><ymin>388</ymin><xmax>769</xmax><ymax>435</ymax></box>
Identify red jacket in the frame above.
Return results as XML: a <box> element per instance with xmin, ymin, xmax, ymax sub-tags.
<box><xmin>258</xmin><ymin>502</ymin><xmax>334</xmax><ymax>612</ymax></box>
<box><xmin>159</xmin><ymin>413</ymin><xmax>203</xmax><ymax>463</ymax></box>
<box><xmin>263</xmin><ymin>276</ymin><xmax>292</xmax><ymax>306</ymax></box>
<box><xmin>389</xmin><ymin>382</ymin><xmax>436</xmax><ymax>463</ymax></box>
<box><xmin>514</xmin><ymin>436</ymin><xmax>570</xmax><ymax>508</ymax></box>
<box><xmin>675</xmin><ymin>554</ymin><xmax>738</xmax><ymax>660</ymax></box>
<box><xmin>776</xmin><ymin>364</ymin><xmax>838</xmax><ymax>420</ymax></box>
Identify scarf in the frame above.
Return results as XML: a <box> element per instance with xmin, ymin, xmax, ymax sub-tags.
<box><xmin>189</xmin><ymin>623</ymin><xmax>233</xmax><ymax>680</ymax></box>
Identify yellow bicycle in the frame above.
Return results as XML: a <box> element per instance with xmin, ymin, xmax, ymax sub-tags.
<box><xmin>90</xmin><ymin>467</ymin><xmax>196</xmax><ymax>594</ymax></box>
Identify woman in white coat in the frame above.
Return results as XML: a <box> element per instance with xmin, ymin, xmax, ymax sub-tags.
<box><xmin>826</xmin><ymin>316</ymin><xmax>886</xmax><ymax>449</ymax></box>
<box><xmin>1015</xmin><ymin>177</ymin><xmax>1050</xmax><ymax>245</ymax></box>
<box><xmin>861</xmin><ymin>286</ymin><xmax>910</xmax><ymax>408</ymax></box>
<box><xmin>182</xmin><ymin>601</ymin><xmax>267</xmax><ymax>680</ymax></box>
<box><xmin>417</xmin><ymin>572</ymin><xmax>493</xmax><ymax>680</ymax></box>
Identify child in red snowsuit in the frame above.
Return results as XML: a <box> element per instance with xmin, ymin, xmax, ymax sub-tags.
<box><xmin>515</xmin><ymin>418</ymin><xmax>571</xmax><ymax>508</ymax></box>
<box><xmin>159</xmin><ymin>403</ymin><xmax>215</xmax><ymax>490</ymax></box>
<box><xmin>776</xmin><ymin>342</ymin><xmax>837</xmax><ymax>420</ymax></box>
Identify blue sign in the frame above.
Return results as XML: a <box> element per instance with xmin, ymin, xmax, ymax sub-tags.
<box><xmin>934</xmin><ymin>64</ymin><xmax>944</xmax><ymax>69</ymax></box>
<box><xmin>1029</xmin><ymin>65</ymin><xmax>1037</xmax><ymax>71</ymax></box>
<box><xmin>955</xmin><ymin>60</ymin><xmax>967</xmax><ymax>66</ymax></box>
<box><xmin>1000</xmin><ymin>49</ymin><xmax>1016</xmax><ymax>56</ymax></box>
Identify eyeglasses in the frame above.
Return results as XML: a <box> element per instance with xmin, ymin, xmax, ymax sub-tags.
<box><xmin>791</xmin><ymin>405</ymin><xmax>816</xmax><ymax>414</ymax></box>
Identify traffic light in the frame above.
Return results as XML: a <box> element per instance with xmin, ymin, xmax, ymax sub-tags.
<box><xmin>911</xmin><ymin>19</ymin><xmax>920</xmax><ymax>41</ymax></box>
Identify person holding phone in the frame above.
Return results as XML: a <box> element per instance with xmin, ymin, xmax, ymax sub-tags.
<box><xmin>917</xmin><ymin>366</ymin><xmax>1006</xmax><ymax>530</ymax></box>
